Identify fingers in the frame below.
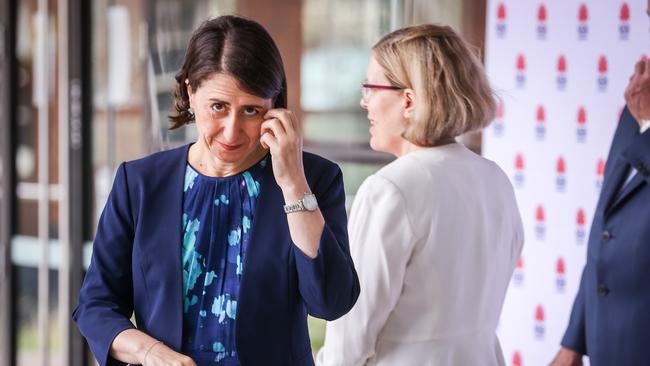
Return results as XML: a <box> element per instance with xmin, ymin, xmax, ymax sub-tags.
<box><xmin>635</xmin><ymin>57</ymin><xmax>646</xmax><ymax>75</ymax></box>
<box><xmin>631</xmin><ymin>56</ymin><xmax>650</xmax><ymax>82</ymax></box>
<box><xmin>260</xmin><ymin>130</ymin><xmax>279</xmax><ymax>151</ymax></box>
<box><xmin>265</xmin><ymin>108</ymin><xmax>301</xmax><ymax>136</ymax></box>
<box><xmin>261</xmin><ymin>117</ymin><xmax>287</xmax><ymax>144</ymax></box>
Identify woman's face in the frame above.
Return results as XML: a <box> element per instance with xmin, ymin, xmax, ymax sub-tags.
<box><xmin>360</xmin><ymin>56</ymin><xmax>408</xmax><ymax>156</ymax></box>
<box><xmin>188</xmin><ymin>73</ymin><xmax>273</xmax><ymax>165</ymax></box>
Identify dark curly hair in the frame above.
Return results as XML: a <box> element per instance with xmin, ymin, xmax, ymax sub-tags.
<box><xmin>169</xmin><ymin>15</ymin><xmax>288</xmax><ymax>129</ymax></box>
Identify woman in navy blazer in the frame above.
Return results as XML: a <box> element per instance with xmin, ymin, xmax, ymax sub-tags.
<box><xmin>73</xmin><ymin>16</ymin><xmax>359</xmax><ymax>366</ymax></box>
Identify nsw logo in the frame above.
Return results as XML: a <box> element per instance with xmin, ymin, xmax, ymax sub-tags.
<box><xmin>513</xmin><ymin>257</ymin><xmax>524</xmax><ymax>286</ymax></box>
<box><xmin>535</xmin><ymin>205</ymin><xmax>546</xmax><ymax>240</ymax></box>
<box><xmin>576</xmin><ymin>106</ymin><xmax>587</xmax><ymax>143</ymax></box>
<box><xmin>496</xmin><ymin>3</ymin><xmax>507</xmax><ymax>38</ymax></box>
<box><xmin>535</xmin><ymin>105</ymin><xmax>546</xmax><ymax>140</ymax></box>
<box><xmin>577</xmin><ymin>3</ymin><xmax>589</xmax><ymax>40</ymax></box>
<box><xmin>619</xmin><ymin>3</ymin><xmax>630</xmax><ymax>40</ymax></box>
<box><xmin>514</xmin><ymin>154</ymin><xmax>525</xmax><ymax>188</ymax></box>
<box><xmin>493</xmin><ymin>101</ymin><xmax>505</xmax><ymax>136</ymax></box>
<box><xmin>556</xmin><ymin>257</ymin><xmax>566</xmax><ymax>293</ymax></box>
<box><xmin>556</xmin><ymin>55</ymin><xmax>567</xmax><ymax>91</ymax></box>
<box><xmin>596</xmin><ymin>158</ymin><xmax>605</xmax><ymax>191</ymax></box>
<box><xmin>534</xmin><ymin>305</ymin><xmax>545</xmax><ymax>339</ymax></box>
<box><xmin>556</xmin><ymin>157</ymin><xmax>566</xmax><ymax>192</ymax></box>
<box><xmin>516</xmin><ymin>54</ymin><xmax>526</xmax><ymax>88</ymax></box>
<box><xmin>576</xmin><ymin>208</ymin><xmax>586</xmax><ymax>244</ymax></box>
<box><xmin>537</xmin><ymin>4</ymin><xmax>548</xmax><ymax>40</ymax></box>
<box><xmin>597</xmin><ymin>56</ymin><xmax>608</xmax><ymax>92</ymax></box>
<box><xmin>512</xmin><ymin>351</ymin><xmax>522</xmax><ymax>366</ymax></box>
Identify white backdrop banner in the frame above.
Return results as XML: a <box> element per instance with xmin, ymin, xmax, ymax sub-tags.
<box><xmin>482</xmin><ymin>1</ymin><xmax>647</xmax><ymax>365</ymax></box>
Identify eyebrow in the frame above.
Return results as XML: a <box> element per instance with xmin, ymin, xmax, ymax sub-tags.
<box><xmin>207</xmin><ymin>98</ymin><xmax>267</xmax><ymax>109</ymax></box>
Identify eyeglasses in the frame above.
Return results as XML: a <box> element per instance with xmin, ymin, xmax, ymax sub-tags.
<box><xmin>361</xmin><ymin>83</ymin><xmax>404</xmax><ymax>101</ymax></box>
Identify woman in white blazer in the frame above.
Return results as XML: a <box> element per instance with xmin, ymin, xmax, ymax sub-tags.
<box><xmin>316</xmin><ymin>24</ymin><xmax>524</xmax><ymax>366</ymax></box>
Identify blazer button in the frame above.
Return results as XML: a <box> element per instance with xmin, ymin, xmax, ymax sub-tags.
<box><xmin>598</xmin><ymin>284</ymin><xmax>610</xmax><ymax>297</ymax></box>
<box><xmin>602</xmin><ymin>230</ymin><xmax>612</xmax><ymax>241</ymax></box>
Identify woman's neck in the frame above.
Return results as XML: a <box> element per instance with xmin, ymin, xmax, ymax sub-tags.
<box><xmin>395</xmin><ymin>137</ymin><xmax>456</xmax><ymax>157</ymax></box>
<box><xmin>188</xmin><ymin>141</ymin><xmax>267</xmax><ymax>177</ymax></box>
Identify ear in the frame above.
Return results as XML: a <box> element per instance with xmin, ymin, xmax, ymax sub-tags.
<box><xmin>402</xmin><ymin>88</ymin><xmax>416</xmax><ymax>120</ymax></box>
<box><xmin>185</xmin><ymin>78</ymin><xmax>194</xmax><ymax>100</ymax></box>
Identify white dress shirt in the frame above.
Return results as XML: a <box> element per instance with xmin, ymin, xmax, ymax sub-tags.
<box><xmin>316</xmin><ymin>143</ymin><xmax>524</xmax><ymax>366</ymax></box>
<box><xmin>622</xmin><ymin>120</ymin><xmax>650</xmax><ymax>187</ymax></box>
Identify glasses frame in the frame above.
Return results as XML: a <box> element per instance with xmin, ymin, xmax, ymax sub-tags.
<box><xmin>361</xmin><ymin>83</ymin><xmax>404</xmax><ymax>101</ymax></box>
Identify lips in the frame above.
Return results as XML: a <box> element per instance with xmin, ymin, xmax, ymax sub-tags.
<box><xmin>218</xmin><ymin>142</ymin><xmax>243</xmax><ymax>151</ymax></box>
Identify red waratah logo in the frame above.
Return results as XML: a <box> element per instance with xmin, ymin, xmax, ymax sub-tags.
<box><xmin>513</xmin><ymin>256</ymin><xmax>524</xmax><ymax>286</ymax></box>
<box><xmin>537</xmin><ymin>4</ymin><xmax>548</xmax><ymax>39</ymax></box>
<box><xmin>556</xmin><ymin>157</ymin><xmax>567</xmax><ymax>192</ymax></box>
<box><xmin>496</xmin><ymin>3</ymin><xmax>507</xmax><ymax>37</ymax></box>
<box><xmin>493</xmin><ymin>101</ymin><xmax>505</xmax><ymax>136</ymax></box>
<box><xmin>556</xmin><ymin>55</ymin><xmax>567</xmax><ymax>90</ymax></box>
<box><xmin>596</xmin><ymin>159</ymin><xmax>605</xmax><ymax>191</ymax></box>
<box><xmin>578</xmin><ymin>4</ymin><xmax>589</xmax><ymax>40</ymax></box>
<box><xmin>577</xmin><ymin>106</ymin><xmax>587</xmax><ymax>142</ymax></box>
<box><xmin>598</xmin><ymin>55</ymin><xmax>608</xmax><ymax>92</ymax></box>
<box><xmin>535</xmin><ymin>205</ymin><xmax>546</xmax><ymax>239</ymax></box>
<box><xmin>513</xmin><ymin>351</ymin><xmax>522</xmax><ymax>366</ymax></box>
<box><xmin>576</xmin><ymin>208</ymin><xmax>586</xmax><ymax>243</ymax></box>
<box><xmin>620</xmin><ymin>3</ymin><xmax>630</xmax><ymax>40</ymax></box>
<box><xmin>535</xmin><ymin>105</ymin><xmax>546</xmax><ymax>140</ymax></box>
<box><xmin>534</xmin><ymin>305</ymin><xmax>545</xmax><ymax>339</ymax></box>
<box><xmin>516</xmin><ymin>54</ymin><xmax>526</xmax><ymax>88</ymax></box>
<box><xmin>596</xmin><ymin>158</ymin><xmax>605</xmax><ymax>190</ymax></box>
<box><xmin>556</xmin><ymin>257</ymin><xmax>566</xmax><ymax>292</ymax></box>
<box><xmin>514</xmin><ymin>153</ymin><xmax>525</xmax><ymax>187</ymax></box>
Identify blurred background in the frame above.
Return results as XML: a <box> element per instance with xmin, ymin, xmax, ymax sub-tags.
<box><xmin>0</xmin><ymin>0</ymin><xmax>485</xmax><ymax>365</ymax></box>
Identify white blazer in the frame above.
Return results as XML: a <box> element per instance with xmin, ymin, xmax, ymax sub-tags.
<box><xmin>316</xmin><ymin>143</ymin><xmax>524</xmax><ymax>366</ymax></box>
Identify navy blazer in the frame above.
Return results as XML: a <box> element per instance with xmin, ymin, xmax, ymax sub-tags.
<box><xmin>72</xmin><ymin>144</ymin><xmax>360</xmax><ymax>366</ymax></box>
<box><xmin>562</xmin><ymin>107</ymin><xmax>650</xmax><ymax>365</ymax></box>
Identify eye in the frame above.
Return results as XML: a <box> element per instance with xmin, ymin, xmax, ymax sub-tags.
<box><xmin>243</xmin><ymin>107</ymin><xmax>259</xmax><ymax>116</ymax></box>
<box><xmin>211</xmin><ymin>103</ymin><xmax>225</xmax><ymax>113</ymax></box>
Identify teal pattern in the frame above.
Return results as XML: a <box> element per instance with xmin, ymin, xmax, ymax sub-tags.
<box><xmin>181</xmin><ymin>156</ymin><xmax>266</xmax><ymax>365</ymax></box>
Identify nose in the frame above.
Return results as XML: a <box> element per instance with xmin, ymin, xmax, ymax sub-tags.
<box><xmin>360</xmin><ymin>97</ymin><xmax>368</xmax><ymax>110</ymax></box>
<box><xmin>221</xmin><ymin>115</ymin><xmax>241</xmax><ymax>143</ymax></box>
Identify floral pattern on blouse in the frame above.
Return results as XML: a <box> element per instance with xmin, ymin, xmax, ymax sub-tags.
<box><xmin>180</xmin><ymin>156</ymin><xmax>267</xmax><ymax>365</ymax></box>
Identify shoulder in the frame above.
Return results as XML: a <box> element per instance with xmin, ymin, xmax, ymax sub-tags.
<box><xmin>123</xmin><ymin>144</ymin><xmax>189</xmax><ymax>177</ymax></box>
<box><xmin>303</xmin><ymin>151</ymin><xmax>340</xmax><ymax>173</ymax></box>
<box><xmin>302</xmin><ymin>151</ymin><xmax>343</xmax><ymax>191</ymax></box>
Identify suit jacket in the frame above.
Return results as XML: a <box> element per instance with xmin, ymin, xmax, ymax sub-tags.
<box><xmin>562</xmin><ymin>107</ymin><xmax>650</xmax><ymax>365</ymax></box>
<box><xmin>72</xmin><ymin>144</ymin><xmax>360</xmax><ymax>366</ymax></box>
<box><xmin>317</xmin><ymin>143</ymin><xmax>524</xmax><ymax>366</ymax></box>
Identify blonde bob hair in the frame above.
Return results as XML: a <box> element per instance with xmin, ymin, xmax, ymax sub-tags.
<box><xmin>372</xmin><ymin>24</ymin><xmax>496</xmax><ymax>146</ymax></box>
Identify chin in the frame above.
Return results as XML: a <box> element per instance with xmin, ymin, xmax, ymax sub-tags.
<box><xmin>369</xmin><ymin>138</ymin><xmax>385</xmax><ymax>153</ymax></box>
<box><xmin>370</xmin><ymin>138</ymin><xmax>399</xmax><ymax>156</ymax></box>
<box><xmin>209</xmin><ymin>145</ymin><xmax>247</xmax><ymax>163</ymax></box>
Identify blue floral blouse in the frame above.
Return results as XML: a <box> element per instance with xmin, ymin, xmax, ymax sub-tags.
<box><xmin>180</xmin><ymin>156</ymin><xmax>267</xmax><ymax>365</ymax></box>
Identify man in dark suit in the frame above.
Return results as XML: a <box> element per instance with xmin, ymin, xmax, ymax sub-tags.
<box><xmin>551</xmin><ymin>3</ymin><xmax>650</xmax><ymax>365</ymax></box>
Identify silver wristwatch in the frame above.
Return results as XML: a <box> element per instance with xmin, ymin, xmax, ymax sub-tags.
<box><xmin>284</xmin><ymin>192</ymin><xmax>318</xmax><ymax>214</ymax></box>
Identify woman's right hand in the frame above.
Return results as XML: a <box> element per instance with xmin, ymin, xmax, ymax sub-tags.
<box><xmin>139</xmin><ymin>341</ymin><xmax>197</xmax><ymax>366</ymax></box>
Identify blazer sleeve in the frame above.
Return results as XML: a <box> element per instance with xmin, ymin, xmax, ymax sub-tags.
<box><xmin>293</xmin><ymin>165</ymin><xmax>360</xmax><ymax>321</ymax></box>
<box><xmin>316</xmin><ymin>174</ymin><xmax>416</xmax><ymax>366</ymax></box>
<box><xmin>561</xmin><ymin>266</ymin><xmax>587</xmax><ymax>354</ymax></box>
<box><xmin>72</xmin><ymin>162</ymin><xmax>136</xmax><ymax>366</ymax></box>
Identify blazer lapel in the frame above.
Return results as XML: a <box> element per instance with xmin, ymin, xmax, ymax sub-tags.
<box><xmin>600</xmin><ymin>157</ymin><xmax>630</xmax><ymax>217</ymax></box>
<box><xmin>606</xmin><ymin>168</ymin><xmax>647</xmax><ymax>215</ymax></box>
<box><xmin>148</xmin><ymin>144</ymin><xmax>190</xmax><ymax>350</ymax></box>
<box><xmin>235</xmin><ymin>155</ymin><xmax>289</xmax><ymax>351</ymax></box>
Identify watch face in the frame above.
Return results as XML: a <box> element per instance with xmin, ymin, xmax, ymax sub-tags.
<box><xmin>303</xmin><ymin>194</ymin><xmax>318</xmax><ymax>211</ymax></box>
